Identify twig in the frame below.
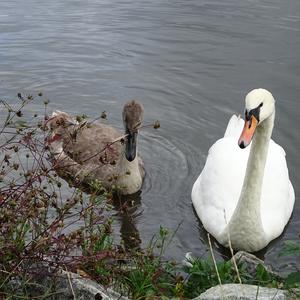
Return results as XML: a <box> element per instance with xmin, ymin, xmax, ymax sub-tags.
<box><xmin>0</xmin><ymin>259</ymin><xmax>24</xmax><ymax>289</ymax></box>
<box><xmin>65</xmin><ymin>267</ymin><xmax>76</xmax><ymax>300</ymax></box>
<box><xmin>223</xmin><ymin>209</ymin><xmax>242</xmax><ymax>284</ymax></box>
<box><xmin>255</xmin><ymin>285</ymin><xmax>260</xmax><ymax>299</ymax></box>
<box><xmin>207</xmin><ymin>233</ymin><xmax>222</xmax><ymax>286</ymax></box>
<box><xmin>227</xmin><ymin>232</ymin><xmax>242</xmax><ymax>284</ymax></box>
<box><xmin>207</xmin><ymin>233</ymin><xmax>226</xmax><ymax>300</ymax></box>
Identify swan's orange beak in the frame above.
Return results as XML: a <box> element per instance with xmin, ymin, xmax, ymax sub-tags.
<box><xmin>238</xmin><ymin>115</ymin><xmax>258</xmax><ymax>149</ymax></box>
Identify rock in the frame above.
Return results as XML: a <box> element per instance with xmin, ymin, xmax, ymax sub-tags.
<box><xmin>232</xmin><ymin>251</ymin><xmax>281</xmax><ymax>279</ymax></box>
<box><xmin>8</xmin><ymin>270</ymin><xmax>129</xmax><ymax>300</ymax></box>
<box><xmin>194</xmin><ymin>283</ymin><xmax>288</xmax><ymax>300</ymax></box>
<box><xmin>56</xmin><ymin>271</ymin><xmax>129</xmax><ymax>300</ymax></box>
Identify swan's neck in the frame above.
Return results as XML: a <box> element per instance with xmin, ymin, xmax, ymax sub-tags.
<box><xmin>115</xmin><ymin>147</ymin><xmax>142</xmax><ymax>195</ymax></box>
<box><xmin>224</xmin><ymin>111</ymin><xmax>275</xmax><ymax>251</ymax></box>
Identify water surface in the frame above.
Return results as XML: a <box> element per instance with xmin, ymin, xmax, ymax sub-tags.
<box><xmin>0</xmin><ymin>0</ymin><xmax>300</xmax><ymax>272</ymax></box>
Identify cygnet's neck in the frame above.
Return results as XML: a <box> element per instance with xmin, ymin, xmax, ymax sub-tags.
<box><xmin>118</xmin><ymin>148</ymin><xmax>140</xmax><ymax>174</ymax></box>
<box><xmin>223</xmin><ymin>111</ymin><xmax>275</xmax><ymax>251</ymax></box>
<box><xmin>115</xmin><ymin>146</ymin><xmax>142</xmax><ymax>195</ymax></box>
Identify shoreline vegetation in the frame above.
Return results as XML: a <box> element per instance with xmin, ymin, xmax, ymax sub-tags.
<box><xmin>0</xmin><ymin>93</ymin><xmax>299</xmax><ymax>299</ymax></box>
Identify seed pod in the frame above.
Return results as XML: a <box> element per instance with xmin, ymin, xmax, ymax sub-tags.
<box><xmin>101</xmin><ymin>111</ymin><xmax>107</xmax><ymax>119</ymax></box>
<box><xmin>16</xmin><ymin>110</ymin><xmax>23</xmax><ymax>117</ymax></box>
<box><xmin>153</xmin><ymin>120</ymin><xmax>160</xmax><ymax>129</ymax></box>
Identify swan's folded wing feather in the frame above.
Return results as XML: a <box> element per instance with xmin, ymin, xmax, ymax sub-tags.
<box><xmin>49</xmin><ymin>121</ymin><xmax>123</xmax><ymax>185</ymax></box>
<box><xmin>223</xmin><ymin>115</ymin><xmax>244</xmax><ymax>138</ymax></box>
<box><xmin>62</xmin><ymin>123</ymin><xmax>122</xmax><ymax>165</ymax></box>
<box><xmin>261</xmin><ymin>140</ymin><xmax>295</xmax><ymax>240</ymax></box>
<box><xmin>192</xmin><ymin>137</ymin><xmax>249</xmax><ymax>239</ymax></box>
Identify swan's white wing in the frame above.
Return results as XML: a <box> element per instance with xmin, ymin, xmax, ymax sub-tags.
<box><xmin>261</xmin><ymin>141</ymin><xmax>295</xmax><ymax>241</ymax></box>
<box><xmin>224</xmin><ymin>114</ymin><xmax>244</xmax><ymax>138</ymax></box>
<box><xmin>192</xmin><ymin>136</ymin><xmax>249</xmax><ymax>241</ymax></box>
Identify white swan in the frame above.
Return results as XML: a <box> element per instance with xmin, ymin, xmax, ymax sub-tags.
<box><xmin>192</xmin><ymin>89</ymin><xmax>295</xmax><ymax>252</ymax></box>
<box><xmin>47</xmin><ymin>100</ymin><xmax>145</xmax><ymax>195</ymax></box>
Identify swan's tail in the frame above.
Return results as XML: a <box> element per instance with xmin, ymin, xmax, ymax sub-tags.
<box><xmin>224</xmin><ymin>114</ymin><xmax>244</xmax><ymax>138</ymax></box>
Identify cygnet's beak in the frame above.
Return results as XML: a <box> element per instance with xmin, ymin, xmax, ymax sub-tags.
<box><xmin>125</xmin><ymin>130</ymin><xmax>138</xmax><ymax>162</ymax></box>
<box><xmin>238</xmin><ymin>115</ymin><xmax>258</xmax><ymax>149</ymax></box>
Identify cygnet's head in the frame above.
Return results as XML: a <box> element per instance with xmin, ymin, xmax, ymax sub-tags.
<box><xmin>122</xmin><ymin>100</ymin><xmax>144</xmax><ymax>161</ymax></box>
<box><xmin>238</xmin><ymin>88</ymin><xmax>275</xmax><ymax>149</ymax></box>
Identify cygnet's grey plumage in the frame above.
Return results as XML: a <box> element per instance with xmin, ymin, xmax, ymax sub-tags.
<box><xmin>47</xmin><ymin>101</ymin><xmax>145</xmax><ymax>195</ymax></box>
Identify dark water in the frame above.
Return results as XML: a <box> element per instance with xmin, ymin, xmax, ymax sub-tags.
<box><xmin>1</xmin><ymin>0</ymin><xmax>299</xmax><ymax>272</ymax></box>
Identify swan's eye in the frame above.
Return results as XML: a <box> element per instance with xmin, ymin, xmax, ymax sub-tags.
<box><xmin>247</xmin><ymin>106</ymin><xmax>260</xmax><ymax>123</ymax></box>
<box><xmin>245</xmin><ymin>110</ymin><xmax>250</xmax><ymax>121</ymax></box>
<box><xmin>259</xmin><ymin>102</ymin><xmax>263</xmax><ymax>108</ymax></box>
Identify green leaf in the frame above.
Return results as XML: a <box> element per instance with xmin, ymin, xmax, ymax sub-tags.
<box><xmin>255</xmin><ymin>264</ymin><xmax>272</xmax><ymax>283</ymax></box>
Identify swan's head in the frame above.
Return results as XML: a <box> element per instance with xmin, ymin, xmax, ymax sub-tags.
<box><xmin>122</xmin><ymin>100</ymin><xmax>144</xmax><ymax>161</ymax></box>
<box><xmin>238</xmin><ymin>88</ymin><xmax>275</xmax><ymax>149</ymax></box>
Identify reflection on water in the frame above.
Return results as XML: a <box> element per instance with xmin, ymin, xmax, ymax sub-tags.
<box><xmin>0</xmin><ymin>0</ymin><xmax>300</xmax><ymax>273</ymax></box>
<box><xmin>112</xmin><ymin>192</ymin><xmax>143</xmax><ymax>251</ymax></box>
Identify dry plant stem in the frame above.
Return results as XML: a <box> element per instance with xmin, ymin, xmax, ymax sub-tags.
<box><xmin>0</xmin><ymin>99</ymin><xmax>30</xmax><ymax>135</ymax></box>
<box><xmin>223</xmin><ymin>209</ymin><xmax>242</xmax><ymax>284</ymax></box>
<box><xmin>138</xmin><ymin>122</ymin><xmax>159</xmax><ymax>130</ymax></box>
<box><xmin>227</xmin><ymin>233</ymin><xmax>242</xmax><ymax>284</ymax></box>
<box><xmin>65</xmin><ymin>266</ymin><xmax>76</xmax><ymax>300</ymax></box>
<box><xmin>0</xmin><ymin>259</ymin><xmax>24</xmax><ymax>289</ymax></box>
<box><xmin>255</xmin><ymin>285</ymin><xmax>260</xmax><ymax>299</ymax></box>
<box><xmin>207</xmin><ymin>233</ymin><xmax>222</xmax><ymax>286</ymax></box>
<box><xmin>207</xmin><ymin>233</ymin><xmax>226</xmax><ymax>300</ymax></box>
<box><xmin>23</xmin><ymin>201</ymin><xmax>95</xmax><ymax>254</ymax></box>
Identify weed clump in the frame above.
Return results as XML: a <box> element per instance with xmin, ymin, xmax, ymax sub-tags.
<box><xmin>0</xmin><ymin>94</ymin><xmax>298</xmax><ymax>299</ymax></box>
<box><xmin>0</xmin><ymin>94</ymin><xmax>119</xmax><ymax>297</ymax></box>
